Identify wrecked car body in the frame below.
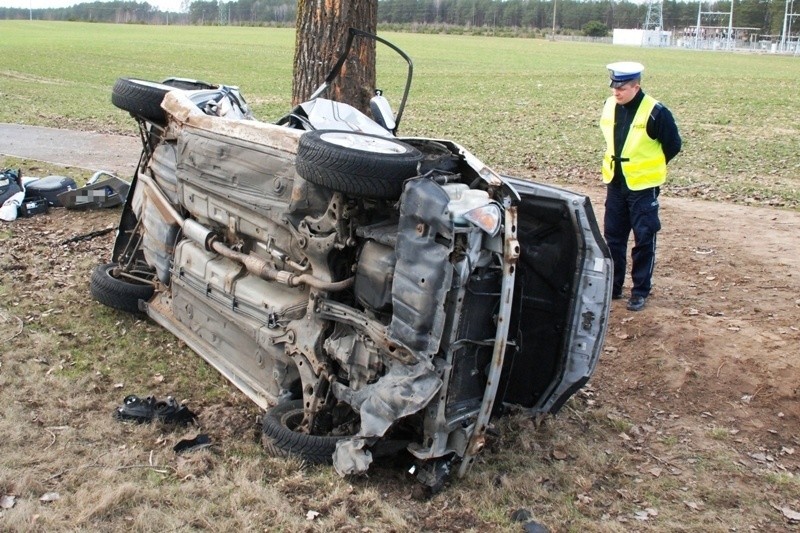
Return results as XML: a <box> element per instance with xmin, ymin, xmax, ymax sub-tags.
<box><xmin>92</xmin><ymin>29</ymin><xmax>612</xmax><ymax>487</ymax></box>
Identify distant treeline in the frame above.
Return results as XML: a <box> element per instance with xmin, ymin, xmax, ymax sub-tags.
<box><xmin>0</xmin><ymin>0</ymin><xmax>787</xmax><ymax>36</ymax></box>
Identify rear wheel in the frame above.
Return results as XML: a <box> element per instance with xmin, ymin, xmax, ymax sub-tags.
<box><xmin>90</xmin><ymin>262</ymin><xmax>154</xmax><ymax>314</ymax></box>
<box><xmin>111</xmin><ymin>78</ymin><xmax>177</xmax><ymax>126</ymax></box>
<box><xmin>296</xmin><ymin>130</ymin><xmax>423</xmax><ymax>200</ymax></box>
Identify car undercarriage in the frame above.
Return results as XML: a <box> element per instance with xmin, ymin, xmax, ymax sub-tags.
<box><xmin>92</xmin><ymin>29</ymin><xmax>612</xmax><ymax>490</ymax></box>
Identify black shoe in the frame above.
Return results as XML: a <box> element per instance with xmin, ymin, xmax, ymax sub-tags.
<box><xmin>612</xmin><ymin>292</ymin><xmax>623</xmax><ymax>300</ymax></box>
<box><xmin>626</xmin><ymin>296</ymin><xmax>646</xmax><ymax>311</ymax></box>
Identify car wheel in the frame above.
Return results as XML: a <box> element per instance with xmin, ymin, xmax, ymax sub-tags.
<box><xmin>111</xmin><ymin>78</ymin><xmax>179</xmax><ymax>126</ymax></box>
<box><xmin>295</xmin><ymin>130</ymin><xmax>423</xmax><ymax>200</ymax></box>
<box><xmin>261</xmin><ymin>400</ymin><xmax>351</xmax><ymax>464</ymax></box>
<box><xmin>90</xmin><ymin>262</ymin><xmax>154</xmax><ymax>314</ymax></box>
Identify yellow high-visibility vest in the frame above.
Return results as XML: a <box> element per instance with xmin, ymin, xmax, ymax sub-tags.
<box><xmin>600</xmin><ymin>94</ymin><xmax>667</xmax><ymax>190</ymax></box>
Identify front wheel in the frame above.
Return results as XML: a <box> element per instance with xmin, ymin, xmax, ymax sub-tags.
<box><xmin>295</xmin><ymin>130</ymin><xmax>423</xmax><ymax>200</ymax></box>
<box><xmin>261</xmin><ymin>400</ymin><xmax>350</xmax><ymax>464</ymax></box>
<box><xmin>90</xmin><ymin>263</ymin><xmax>154</xmax><ymax>314</ymax></box>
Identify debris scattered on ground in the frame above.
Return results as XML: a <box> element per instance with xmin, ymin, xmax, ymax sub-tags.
<box><xmin>173</xmin><ymin>434</ymin><xmax>212</xmax><ymax>454</ymax></box>
<box><xmin>114</xmin><ymin>395</ymin><xmax>198</xmax><ymax>426</ymax></box>
<box><xmin>60</xmin><ymin>226</ymin><xmax>116</xmax><ymax>245</ymax></box>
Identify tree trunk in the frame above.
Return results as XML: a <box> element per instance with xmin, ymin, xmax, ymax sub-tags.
<box><xmin>293</xmin><ymin>0</ymin><xmax>377</xmax><ymax>113</ymax></box>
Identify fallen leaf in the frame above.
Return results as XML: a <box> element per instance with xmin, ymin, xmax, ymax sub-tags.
<box><xmin>648</xmin><ymin>467</ymin><xmax>662</xmax><ymax>477</ymax></box>
<box><xmin>552</xmin><ymin>450</ymin><xmax>567</xmax><ymax>460</ymax></box>
<box><xmin>39</xmin><ymin>492</ymin><xmax>60</xmax><ymax>503</ymax></box>
<box><xmin>683</xmin><ymin>501</ymin><xmax>703</xmax><ymax>511</ymax></box>
<box><xmin>306</xmin><ymin>510</ymin><xmax>320</xmax><ymax>521</ymax></box>
<box><xmin>771</xmin><ymin>503</ymin><xmax>800</xmax><ymax>522</ymax></box>
<box><xmin>0</xmin><ymin>495</ymin><xmax>15</xmax><ymax>509</ymax></box>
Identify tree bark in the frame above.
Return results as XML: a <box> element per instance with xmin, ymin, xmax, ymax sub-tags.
<box><xmin>293</xmin><ymin>0</ymin><xmax>377</xmax><ymax>113</ymax></box>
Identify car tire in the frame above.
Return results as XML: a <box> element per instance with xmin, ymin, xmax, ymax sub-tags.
<box><xmin>296</xmin><ymin>130</ymin><xmax>423</xmax><ymax>200</ymax></box>
<box><xmin>111</xmin><ymin>78</ymin><xmax>177</xmax><ymax>126</ymax></box>
<box><xmin>90</xmin><ymin>262</ymin><xmax>154</xmax><ymax>314</ymax></box>
<box><xmin>261</xmin><ymin>400</ymin><xmax>349</xmax><ymax>464</ymax></box>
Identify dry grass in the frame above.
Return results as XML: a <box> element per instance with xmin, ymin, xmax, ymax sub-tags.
<box><xmin>2</xmin><ymin>156</ymin><xmax>800</xmax><ymax>530</ymax></box>
<box><xmin>1</xmin><ymin>275</ymin><xmax>798</xmax><ymax>532</ymax></box>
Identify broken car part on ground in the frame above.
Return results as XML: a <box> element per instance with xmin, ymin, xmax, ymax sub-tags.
<box><xmin>0</xmin><ymin>169</ymin><xmax>130</xmax><ymax>221</ymax></box>
<box><xmin>91</xmin><ymin>29</ymin><xmax>612</xmax><ymax>489</ymax></box>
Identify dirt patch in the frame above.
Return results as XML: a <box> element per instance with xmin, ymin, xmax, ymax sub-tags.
<box><xmin>608</xmin><ymin>194</ymin><xmax>800</xmax><ymax>433</ymax></box>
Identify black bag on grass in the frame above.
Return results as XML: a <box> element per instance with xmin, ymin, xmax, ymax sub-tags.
<box><xmin>25</xmin><ymin>175</ymin><xmax>77</xmax><ymax>207</ymax></box>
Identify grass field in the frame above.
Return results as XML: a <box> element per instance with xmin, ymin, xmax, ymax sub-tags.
<box><xmin>2</xmin><ymin>21</ymin><xmax>800</xmax><ymax>532</ymax></box>
<box><xmin>1</xmin><ymin>21</ymin><xmax>800</xmax><ymax>207</ymax></box>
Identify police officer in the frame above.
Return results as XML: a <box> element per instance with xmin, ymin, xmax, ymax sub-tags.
<box><xmin>600</xmin><ymin>62</ymin><xmax>681</xmax><ymax>311</ymax></box>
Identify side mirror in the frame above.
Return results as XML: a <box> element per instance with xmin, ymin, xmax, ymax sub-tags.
<box><xmin>370</xmin><ymin>90</ymin><xmax>396</xmax><ymax>133</ymax></box>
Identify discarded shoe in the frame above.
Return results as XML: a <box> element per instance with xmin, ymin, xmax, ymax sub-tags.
<box><xmin>173</xmin><ymin>434</ymin><xmax>212</xmax><ymax>454</ymax></box>
<box><xmin>114</xmin><ymin>395</ymin><xmax>197</xmax><ymax>426</ymax></box>
<box><xmin>626</xmin><ymin>295</ymin><xmax>646</xmax><ymax>312</ymax></box>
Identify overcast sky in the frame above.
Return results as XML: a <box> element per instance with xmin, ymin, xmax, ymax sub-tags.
<box><xmin>1</xmin><ymin>0</ymin><xmax>184</xmax><ymax>12</ymax></box>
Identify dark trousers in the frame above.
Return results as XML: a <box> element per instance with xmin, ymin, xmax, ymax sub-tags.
<box><xmin>603</xmin><ymin>183</ymin><xmax>661</xmax><ymax>298</ymax></box>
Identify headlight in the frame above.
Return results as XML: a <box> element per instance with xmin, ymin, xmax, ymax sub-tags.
<box><xmin>463</xmin><ymin>203</ymin><xmax>502</xmax><ymax>237</ymax></box>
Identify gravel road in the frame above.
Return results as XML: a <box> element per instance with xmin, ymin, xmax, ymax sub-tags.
<box><xmin>0</xmin><ymin>123</ymin><xmax>140</xmax><ymax>177</ymax></box>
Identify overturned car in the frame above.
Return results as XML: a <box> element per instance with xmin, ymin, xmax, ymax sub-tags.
<box><xmin>92</xmin><ymin>29</ymin><xmax>612</xmax><ymax>488</ymax></box>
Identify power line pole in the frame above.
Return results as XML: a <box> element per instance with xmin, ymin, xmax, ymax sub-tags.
<box><xmin>219</xmin><ymin>1</ymin><xmax>228</xmax><ymax>25</ymax></box>
<box><xmin>643</xmin><ymin>0</ymin><xmax>664</xmax><ymax>46</ymax></box>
